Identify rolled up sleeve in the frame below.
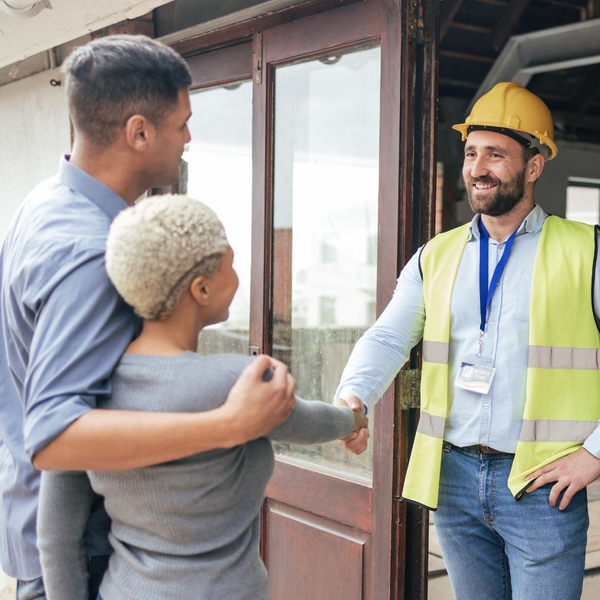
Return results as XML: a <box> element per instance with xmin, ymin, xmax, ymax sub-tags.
<box><xmin>23</xmin><ymin>253</ymin><xmax>137</xmax><ymax>458</ymax></box>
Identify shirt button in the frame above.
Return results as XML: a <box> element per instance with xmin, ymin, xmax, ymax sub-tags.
<box><xmin>499</xmin><ymin>244</ymin><xmax>504</xmax><ymax>249</ymax></box>
<box><xmin>486</xmin><ymin>363</ymin><xmax>492</xmax><ymax>367</ymax></box>
<box><xmin>484</xmin><ymin>403</ymin><xmax>490</xmax><ymax>408</ymax></box>
<box><xmin>490</xmin><ymin>321</ymin><xmax>496</xmax><ymax>326</ymax></box>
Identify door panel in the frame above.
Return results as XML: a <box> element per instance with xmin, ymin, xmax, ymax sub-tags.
<box><xmin>266</xmin><ymin>459</ymin><xmax>372</xmax><ymax>529</ymax></box>
<box><xmin>267</xmin><ymin>500</ymin><xmax>369</xmax><ymax>600</ymax></box>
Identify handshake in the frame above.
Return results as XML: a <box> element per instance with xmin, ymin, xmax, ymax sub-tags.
<box><xmin>334</xmin><ymin>395</ymin><xmax>369</xmax><ymax>456</ymax></box>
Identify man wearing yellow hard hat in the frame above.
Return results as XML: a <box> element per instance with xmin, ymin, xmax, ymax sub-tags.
<box><xmin>335</xmin><ymin>82</ymin><xmax>600</xmax><ymax>598</ymax></box>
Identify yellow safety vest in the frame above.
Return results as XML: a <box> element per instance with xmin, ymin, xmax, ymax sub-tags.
<box><xmin>402</xmin><ymin>216</ymin><xmax>600</xmax><ymax>510</ymax></box>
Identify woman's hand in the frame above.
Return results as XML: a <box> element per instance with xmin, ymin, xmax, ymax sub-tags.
<box><xmin>353</xmin><ymin>409</ymin><xmax>368</xmax><ymax>433</ymax></box>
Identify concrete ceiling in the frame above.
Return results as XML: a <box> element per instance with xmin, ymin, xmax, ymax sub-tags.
<box><xmin>0</xmin><ymin>0</ymin><xmax>175</xmax><ymax>69</ymax></box>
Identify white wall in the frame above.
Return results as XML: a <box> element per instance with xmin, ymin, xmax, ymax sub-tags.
<box><xmin>0</xmin><ymin>66</ymin><xmax>70</xmax><ymax>241</ymax></box>
<box><xmin>0</xmin><ymin>0</ymin><xmax>174</xmax><ymax>69</ymax></box>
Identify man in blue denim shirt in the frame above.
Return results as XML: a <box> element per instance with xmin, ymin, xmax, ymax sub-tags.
<box><xmin>336</xmin><ymin>83</ymin><xmax>600</xmax><ymax>599</ymax></box>
<box><xmin>0</xmin><ymin>35</ymin><xmax>296</xmax><ymax>600</ymax></box>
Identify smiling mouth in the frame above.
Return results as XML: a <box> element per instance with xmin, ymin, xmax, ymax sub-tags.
<box><xmin>472</xmin><ymin>182</ymin><xmax>497</xmax><ymax>191</ymax></box>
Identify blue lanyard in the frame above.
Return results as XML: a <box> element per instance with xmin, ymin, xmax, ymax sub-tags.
<box><xmin>478</xmin><ymin>219</ymin><xmax>518</xmax><ymax>352</ymax></box>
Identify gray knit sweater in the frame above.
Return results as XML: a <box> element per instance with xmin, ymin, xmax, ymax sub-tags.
<box><xmin>40</xmin><ymin>352</ymin><xmax>354</xmax><ymax>600</ymax></box>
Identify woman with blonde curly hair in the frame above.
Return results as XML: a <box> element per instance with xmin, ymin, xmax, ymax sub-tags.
<box><xmin>40</xmin><ymin>194</ymin><xmax>368</xmax><ymax>600</ymax></box>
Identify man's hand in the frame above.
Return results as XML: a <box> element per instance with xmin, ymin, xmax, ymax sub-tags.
<box><xmin>334</xmin><ymin>396</ymin><xmax>369</xmax><ymax>455</ymax></box>
<box><xmin>222</xmin><ymin>355</ymin><xmax>296</xmax><ymax>446</ymax></box>
<box><xmin>334</xmin><ymin>395</ymin><xmax>364</xmax><ymax>412</ymax></box>
<box><xmin>526</xmin><ymin>447</ymin><xmax>600</xmax><ymax>510</ymax></box>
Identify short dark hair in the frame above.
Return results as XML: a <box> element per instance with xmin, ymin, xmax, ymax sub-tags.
<box><xmin>63</xmin><ymin>35</ymin><xmax>192</xmax><ymax>147</ymax></box>
<box><xmin>521</xmin><ymin>145</ymin><xmax>540</xmax><ymax>163</ymax></box>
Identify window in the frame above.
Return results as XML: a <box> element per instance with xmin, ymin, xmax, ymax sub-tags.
<box><xmin>566</xmin><ymin>178</ymin><xmax>600</xmax><ymax>225</ymax></box>
<box><xmin>270</xmin><ymin>44</ymin><xmax>381</xmax><ymax>479</ymax></box>
<box><xmin>319</xmin><ymin>296</ymin><xmax>336</xmax><ymax>326</ymax></box>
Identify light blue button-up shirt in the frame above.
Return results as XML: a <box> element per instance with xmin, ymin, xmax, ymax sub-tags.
<box><xmin>0</xmin><ymin>157</ymin><xmax>139</xmax><ymax>578</ymax></box>
<box><xmin>335</xmin><ymin>205</ymin><xmax>600</xmax><ymax>458</ymax></box>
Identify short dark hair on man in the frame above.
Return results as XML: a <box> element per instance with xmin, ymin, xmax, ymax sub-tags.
<box><xmin>521</xmin><ymin>145</ymin><xmax>540</xmax><ymax>163</ymax></box>
<box><xmin>63</xmin><ymin>35</ymin><xmax>192</xmax><ymax>147</ymax></box>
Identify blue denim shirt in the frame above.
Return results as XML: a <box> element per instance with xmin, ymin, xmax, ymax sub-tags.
<box><xmin>335</xmin><ymin>205</ymin><xmax>600</xmax><ymax>458</ymax></box>
<box><xmin>0</xmin><ymin>156</ymin><xmax>139</xmax><ymax>578</ymax></box>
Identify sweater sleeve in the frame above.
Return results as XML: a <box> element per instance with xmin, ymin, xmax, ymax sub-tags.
<box><xmin>37</xmin><ymin>471</ymin><xmax>94</xmax><ymax>600</ymax></box>
<box><xmin>267</xmin><ymin>398</ymin><xmax>355</xmax><ymax>444</ymax></box>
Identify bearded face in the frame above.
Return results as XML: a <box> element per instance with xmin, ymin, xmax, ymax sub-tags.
<box><xmin>465</xmin><ymin>164</ymin><xmax>527</xmax><ymax>217</ymax></box>
<box><xmin>462</xmin><ymin>130</ymin><xmax>533</xmax><ymax>218</ymax></box>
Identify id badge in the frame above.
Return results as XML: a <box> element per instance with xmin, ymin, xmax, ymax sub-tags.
<box><xmin>454</xmin><ymin>355</ymin><xmax>496</xmax><ymax>395</ymax></box>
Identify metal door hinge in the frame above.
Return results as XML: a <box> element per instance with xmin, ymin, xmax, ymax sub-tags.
<box><xmin>253</xmin><ymin>31</ymin><xmax>263</xmax><ymax>85</ymax></box>
<box><xmin>400</xmin><ymin>369</ymin><xmax>421</xmax><ymax>410</ymax></box>
<box><xmin>408</xmin><ymin>0</ymin><xmax>433</xmax><ymax>44</ymax></box>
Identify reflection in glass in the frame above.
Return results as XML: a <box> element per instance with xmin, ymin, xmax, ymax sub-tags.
<box><xmin>271</xmin><ymin>45</ymin><xmax>381</xmax><ymax>481</ymax></box>
<box><xmin>184</xmin><ymin>82</ymin><xmax>252</xmax><ymax>355</ymax></box>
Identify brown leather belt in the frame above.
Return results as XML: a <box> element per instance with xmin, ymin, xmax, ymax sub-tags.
<box><xmin>462</xmin><ymin>444</ymin><xmax>514</xmax><ymax>456</ymax></box>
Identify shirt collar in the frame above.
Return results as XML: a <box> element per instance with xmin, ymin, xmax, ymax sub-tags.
<box><xmin>467</xmin><ymin>204</ymin><xmax>548</xmax><ymax>242</ymax></box>
<box><xmin>58</xmin><ymin>155</ymin><xmax>128</xmax><ymax>221</ymax></box>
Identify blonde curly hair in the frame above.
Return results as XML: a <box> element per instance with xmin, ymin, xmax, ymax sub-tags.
<box><xmin>106</xmin><ymin>194</ymin><xmax>228</xmax><ymax>321</ymax></box>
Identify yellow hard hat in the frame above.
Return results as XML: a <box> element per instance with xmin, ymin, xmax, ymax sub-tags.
<box><xmin>453</xmin><ymin>81</ymin><xmax>558</xmax><ymax>160</ymax></box>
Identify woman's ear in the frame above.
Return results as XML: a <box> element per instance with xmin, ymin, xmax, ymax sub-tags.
<box><xmin>189</xmin><ymin>276</ymin><xmax>210</xmax><ymax>306</ymax></box>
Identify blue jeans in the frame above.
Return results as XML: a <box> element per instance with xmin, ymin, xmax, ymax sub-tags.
<box><xmin>434</xmin><ymin>443</ymin><xmax>588</xmax><ymax>600</ymax></box>
<box><xmin>88</xmin><ymin>555</ymin><xmax>110</xmax><ymax>600</ymax></box>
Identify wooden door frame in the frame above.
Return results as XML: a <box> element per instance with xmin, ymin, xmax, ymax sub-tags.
<box><xmin>255</xmin><ymin>6</ymin><xmax>390</xmax><ymax>599</ymax></box>
<box><xmin>175</xmin><ymin>1</ymin><xmax>439</xmax><ymax>597</ymax></box>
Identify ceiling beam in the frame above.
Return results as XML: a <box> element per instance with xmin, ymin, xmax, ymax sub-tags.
<box><xmin>440</xmin><ymin>49</ymin><xmax>495</xmax><ymax>63</ymax></box>
<box><xmin>450</xmin><ymin>21</ymin><xmax>493</xmax><ymax>35</ymax></box>
<box><xmin>474</xmin><ymin>0</ymin><xmax>585</xmax><ymax>7</ymax></box>
<box><xmin>491</xmin><ymin>0</ymin><xmax>532</xmax><ymax>52</ymax></box>
<box><xmin>472</xmin><ymin>0</ymin><xmax>508</xmax><ymax>7</ymax></box>
<box><xmin>439</xmin><ymin>0</ymin><xmax>463</xmax><ymax>41</ymax></box>
<box><xmin>542</xmin><ymin>0</ymin><xmax>587</xmax><ymax>8</ymax></box>
<box><xmin>439</xmin><ymin>77</ymin><xmax>480</xmax><ymax>89</ymax></box>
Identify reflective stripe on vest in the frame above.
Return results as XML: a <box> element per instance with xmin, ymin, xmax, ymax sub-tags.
<box><xmin>529</xmin><ymin>345</ymin><xmax>600</xmax><ymax>370</ymax></box>
<box><xmin>422</xmin><ymin>341</ymin><xmax>449</xmax><ymax>364</ymax></box>
<box><xmin>416</xmin><ymin>412</ymin><xmax>446</xmax><ymax>439</ymax></box>
<box><xmin>519</xmin><ymin>419</ymin><xmax>597</xmax><ymax>443</ymax></box>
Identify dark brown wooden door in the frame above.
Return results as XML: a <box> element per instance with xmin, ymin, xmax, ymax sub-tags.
<box><xmin>253</xmin><ymin>2</ymin><xmax>438</xmax><ymax>599</ymax></box>
<box><xmin>181</xmin><ymin>2</ymin><xmax>439</xmax><ymax>597</ymax></box>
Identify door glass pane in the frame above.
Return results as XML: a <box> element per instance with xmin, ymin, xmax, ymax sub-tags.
<box><xmin>184</xmin><ymin>81</ymin><xmax>253</xmax><ymax>355</ymax></box>
<box><xmin>271</xmin><ymin>45</ymin><xmax>381</xmax><ymax>481</ymax></box>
